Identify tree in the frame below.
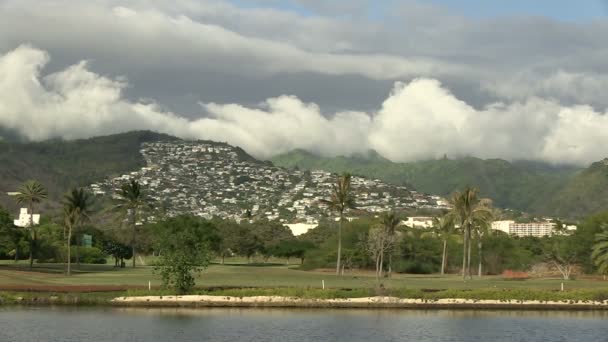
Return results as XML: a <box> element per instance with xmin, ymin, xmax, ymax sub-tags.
<box><xmin>320</xmin><ymin>172</ymin><xmax>355</xmax><ymax>276</ymax></box>
<box><xmin>474</xmin><ymin>216</ymin><xmax>492</xmax><ymax>278</ymax></box>
<box><xmin>270</xmin><ymin>239</ymin><xmax>315</xmax><ymax>264</ymax></box>
<box><xmin>433</xmin><ymin>214</ymin><xmax>454</xmax><ymax>276</ymax></box>
<box><xmin>113</xmin><ymin>180</ymin><xmax>148</xmax><ymax>268</ymax></box>
<box><xmin>450</xmin><ymin>187</ymin><xmax>492</xmax><ymax>280</ymax></box>
<box><xmin>543</xmin><ymin>235</ymin><xmax>581</xmax><ymax>280</ymax></box>
<box><xmin>367</xmin><ymin>224</ymin><xmax>394</xmax><ymax>284</ymax></box>
<box><xmin>380</xmin><ymin>211</ymin><xmax>400</xmax><ymax>278</ymax></box>
<box><xmin>0</xmin><ymin>206</ymin><xmax>22</xmax><ymax>261</ymax></box>
<box><xmin>63</xmin><ymin>188</ymin><xmax>93</xmax><ymax>275</ymax></box>
<box><xmin>249</xmin><ymin>220</ymin><xmax>294</xmax><ymax>262</ymax></box>
<box><xmin>591</xmin><ymin>224</ymin><xmax>608</xmax><ymax>276</ymax></box>
<box><xmin>153</xmin><ymin>215</ymin><xmax>218</xmax><ymax>294</ymax></box>
<box><xmin>14</xmin><ymin>180</ymin><xmax>48</xmax><ymax>269</ymax></box>
<box><xmin>102</xmin><ymin>238</ymin><xmax>133</xmax><ymax>267</ymax></box>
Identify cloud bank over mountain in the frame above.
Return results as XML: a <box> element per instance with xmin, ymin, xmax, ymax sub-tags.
<box><xmin>2</xmin><ymin>45</ymin><xmax>607</xmax><ymax>165</ymax></box>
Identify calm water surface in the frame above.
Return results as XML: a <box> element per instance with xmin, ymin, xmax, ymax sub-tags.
<box><xmin>1</xmin><ymin>307</ymin><xmax>607</xmax><ymax>342</ymax></box>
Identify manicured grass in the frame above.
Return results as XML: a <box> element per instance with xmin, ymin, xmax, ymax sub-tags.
<box><xmin>1</xmin><ymin>260</ymin><xmax>607</xmax><ymax>292</ymax></box>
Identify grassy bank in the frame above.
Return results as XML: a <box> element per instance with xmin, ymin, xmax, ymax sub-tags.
<box><xmin>4</xmin><ymin>287</ymin><xmax>608</xmax><ymax>306</ymax></box>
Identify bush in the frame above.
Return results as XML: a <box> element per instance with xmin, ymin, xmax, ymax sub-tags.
<box><xmin>73</xmin><ymin>247</ymin><xmax>107</xmax><ymax>264</ymax></box>
<box><xmin>393</xmin><ymin>260</ymin><xmax>435</xmax><ymax>274</ymax></box>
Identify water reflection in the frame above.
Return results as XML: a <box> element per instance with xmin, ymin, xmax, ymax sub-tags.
<box><xmin>1</xmin><ymin>307</ymin><xmax>607</xmax><ymax>342</ymax></box>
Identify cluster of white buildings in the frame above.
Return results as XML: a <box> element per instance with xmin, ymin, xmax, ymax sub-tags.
<box><xmin>91</xmin><ymin>141</ymin><xmax>448</xmax><ymax>227</ymax></box>
<box><xmin>400</xmin><ymin>216</ymin><xmax>577</xmax><ymax>238</ymax></box>
<box><xmin>491</xmin><ymin>220</ymin><xmax>577</xmax><ymax>237</ymax></box>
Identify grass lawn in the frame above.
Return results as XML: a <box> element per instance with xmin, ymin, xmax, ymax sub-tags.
<box><xmin>1</xmin><ymin>259</ymin><xmax>607</xmax><ymax>292</ymax></box>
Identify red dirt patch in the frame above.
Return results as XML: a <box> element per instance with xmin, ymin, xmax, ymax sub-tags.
<box><xmin>0</xmin><ymin>284</ymin><xmax>149</xmax><ymax>293</ymax></box>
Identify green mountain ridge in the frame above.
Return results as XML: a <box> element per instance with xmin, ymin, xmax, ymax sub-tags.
<box><xmin>1</xmin><ymin>130</ymin><xmax>606</xmax><ymax>219</ymax></box>
<box><xmin>271</xmin><ymin>149</ymin><xmax>608</xmax><ymax>219</ymax></box>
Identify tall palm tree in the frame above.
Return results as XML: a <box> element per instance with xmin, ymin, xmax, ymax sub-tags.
<box><xmin>433</xmin><ymin>214</ymin><xmax>454</xmax><ymax>276</ymax></box>
<box><xmin>113</xmin><ymin>179</ymin><xmax>147</xmax><ymax>268</ymax></box>
<box><xmin>14</xmin><ymin>180</ymin><xmax>48</xmax><ymax>269</ymax></box>
<box><xmin>321</xmin><ymin>173</ymin><xmax>355</xmax><ymax>276</ymax></box>
<box><xmin>63</xmin><ymin>188</ymin><xmax>93</xmax><ymax>275</ymax></box>
<box><xmin>474</xmin><ymin>210</ymin><xmax>492</xmax><ymax>278</ymax></box>
<box><xmin>450</xmin><ymin>187</ymin><xmax>492</xmax><ymax>280</ymax></box>
<box><xmin>381</xmin><ymin>211</ymin><xmax>400</xmax><ymax>278</ymax></box>
<box><xmin>591</xmin><ymin>224</ymin><xmax>608</xmax><ymax>276</ymax></box>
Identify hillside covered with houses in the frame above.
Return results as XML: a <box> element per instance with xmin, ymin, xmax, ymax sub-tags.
<box><xmin>90</xmin><ymin>140</ymin><xmax>449</xmax><ymax>225</ymax></box>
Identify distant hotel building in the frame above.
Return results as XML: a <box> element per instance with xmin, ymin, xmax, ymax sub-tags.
<box><xmin>14</xmin><ymin>208</ymin><xmax>40</xmax><ymax>227</ymax></box>
<box><xmin>490</xmin><ymin>220</ymin><xmax>576</xmax><ymax>237</ymax></box>
<box><xmin>401</xmin><ymin>217</ymin><xmax>434</xmax><ymax>229</ymax></box>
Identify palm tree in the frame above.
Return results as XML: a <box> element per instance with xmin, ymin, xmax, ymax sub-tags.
<box><xmin>14</xmin><ymin>180</ymin><xmax>48</xmax><ymax>269</ymax></box>
<box><xmin>381</xmin><ymin>211</ymin><xmax>400</xmax><ymax>278</ymax></box>
<box><xmin>591</xmin><ymin>224</ymin><xmax>608</xmax><ymax>276</ymax></box>
<box><xmin>474</xmin><ymin>209</ymin><xmax>492</xmax><ymax>278</ymax></box>
<box><xmin>321</xmin><ymin>173</ymin><xmax>355</xmax><ymax>276</ymax></box>
<box><xmin>433</xmin><ymin>214</ymin><xmax>454</xmax><ymax>276</ymax></box>
<box><xmin>450</xmin><ymin>187</ymin><xmax>492</xmax><ymax>280</ymax></box>
<box><xmin>63</xmin><ymin>188</ymin><xmax>93</xmax><ymax>275</ymax></box>
<box><xmin>113</xmin><ymin>180</ymin><xmax>147</xmax><ymax>268</ymax></box>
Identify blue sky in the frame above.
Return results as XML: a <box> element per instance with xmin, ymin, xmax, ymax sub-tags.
<box><xmin>231</xmin><ymin>0</ymin><xmax>607</xmax><ymax>21</ymax></box>
<box><xmin>430</xmin><ymin>0</ymin><xmax>607</xmax><ymax>21</ymax></box>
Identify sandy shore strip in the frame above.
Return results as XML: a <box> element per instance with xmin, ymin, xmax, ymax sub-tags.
<box><xmin>111</xmin><ymin>295</ymin><xmax>608</xmax><ymax>310</ymax></box>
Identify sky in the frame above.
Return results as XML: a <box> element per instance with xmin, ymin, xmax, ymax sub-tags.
<box><xmin>1</xmin><ymin>0</ymin><xmax>608</xmax><ymax>165</ymax></box>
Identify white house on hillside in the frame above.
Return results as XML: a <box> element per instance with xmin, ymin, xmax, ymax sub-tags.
<box><xmin>400</xmin><ymin>217</ymin><xmax>434</xmax><ymax>229</ymax></box>
<box><xmin>14</xmin><ymin>208</ymin><xmax>40</xmax><ymax>227</ymax></box>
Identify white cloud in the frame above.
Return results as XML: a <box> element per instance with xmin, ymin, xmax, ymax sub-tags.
<box><xmin>2</xmin><ymin>46</ymin><xmax>608</xmax><ymax>165</ymax></box>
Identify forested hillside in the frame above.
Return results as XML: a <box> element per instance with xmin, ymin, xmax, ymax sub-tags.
<box><xmin>0</xmin><ymin>131</ymin><xmax>176</xmax><ymax>211</ymax></box>
<box><xmin>270</xmin><ymin>149</ymin><xmax>601</xmax><ymax>218</ymax></box>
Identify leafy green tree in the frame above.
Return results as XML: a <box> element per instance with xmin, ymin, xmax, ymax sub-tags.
<box><xmin>591</xmin><ymin>224</ymin><xmax>608</xmax><ymax>276</ymax></box>
<box><xmin>214</xmin><ymin>219</ymin><xmax>241</xmax><ymax>264</ymax></box>
<box><xmin>101</xmin><ymin>238</ymin><xmax>132</xmax><ymax>268</ymax></box>
<box><xmin>320</xmin><ymin>172</ymin><xmax>355</xmax><ymax>276</ymax></box>
<box><xmin>248</xmin><ymin>220</ymin><xmax>294</xmax><ymax>262</ymax></box>
<box><xmin>449</xmin><ymin>187</ymin><xmax>492</xmax><ymax>280</ymax></box>
<box><xmin>14</xmin><ymin>180</ymin><xmax>48</xmax><ymax>269</ymax></box>
<box><xmin>270</xmin><ymin>239</ymin><xmax>315</xmax><ymax>264</ymax></box>
<box><xmin>153</xmin><ymin>215</ymin><xmax>219</xmax><ymax>294</ymax></box>
<box><xmin>0</xmin><ymin>206</ymin><xmax>21</xmax><ymax>260</ymax></box>
<box><xmin>113</xmin><ymin>180</ymin><xmax>148</xmax><ymax>268</ymax></box>
<box><xmin>543</xmin><ymin>235</ymin><xmax>582</xmax><ymax>280</ymax></box>
<box><xmin>63</xmin><ymin>188</ymin><xmax>93</xmax><ymax>275</ymax></box>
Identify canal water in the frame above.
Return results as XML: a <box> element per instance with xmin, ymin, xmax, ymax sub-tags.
<box><xmin>1</xmin><ymin>307</ymin><xmax>607</xmax><ymax>341</ymax></box>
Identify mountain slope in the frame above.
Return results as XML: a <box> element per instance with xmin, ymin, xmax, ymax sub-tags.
<box><xmin>538</xmin><ymin>159</ymin><xmax>608</xmax><ymax>218</ymax></box>
<box><xmin>271</xmin><ymin>150</ymin><xmax>583</xmax><ymax>216</ymax></box>
<box><xmin>0</xmin><ymin>131</ymin><xmax>177</xmax><ymax>210</ymax></box>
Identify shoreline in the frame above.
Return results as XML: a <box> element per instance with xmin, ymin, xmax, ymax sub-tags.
<box><xmin>109</xmin><ymin>295</ymin><xmax>608</xmax><ymax>310</ymax></box>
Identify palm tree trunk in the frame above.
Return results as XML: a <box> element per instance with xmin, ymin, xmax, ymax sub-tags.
<box><xmin>336</xmin><ymin>215</ymin><xmax>343</xmax><ymax>276</ymax></box>
<box><xmin>67</xmin><ymin>225</ymin><xmax>72</xmax><ymax>276</ymax></box>
<box><xmin>478</xmin><ymin>239</ymin><xmax>483</xmax><ymax>278</ymax></box>
<box><xmin>461</xmin><ymin>227</ymin><xmax>468</xmax><ymax>280</ymax></box>
<box><xmin>375</xmin><ymin>254</ymin><xmax>381</xmax><ymax>284</ymax></box>
<box><xmin>441</xmin><ymin>239</ymin><xmax>447</xmax><ymax>276</ymax></box>
<box><xmin>467</xmin><ymin>230</ymin><xmax>472</xmax><ymax>279</ymax></box>
<box><xmin>388</xmin><ymin>253</ymin><xmax>393</xmax><ymax>278</ymax></box>
<box><xmin>131</xmin><ymin>221</ymin><xmax>137</xmax><ymax>268</ymax></box>
<box><xmin>75</xmin><ymin>232</ymin><xmax>80</xmax><ymax>267</ymax></box>
<box><xmin>28</xmin><ymin>204</ymin><xmax>34</xmax><ymax>270</ymax></box>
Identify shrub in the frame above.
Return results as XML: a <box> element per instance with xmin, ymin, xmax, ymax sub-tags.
<box><xmin>73</xmin><ymin>247</ymin><xmax>107</xmax><ymax>264</ymax></box>
<box><xmin>393</xmin><ymin>260</ymin><xmax>435</xmax><ymax>274</ymax></box>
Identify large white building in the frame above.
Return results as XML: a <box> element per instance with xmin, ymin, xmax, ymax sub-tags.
<box><xmin>491</xmin><ymin>220</ymin><xmax>564</xmax><ymax>237</ymax></box>
<box><xmin>284</xmin><ymin>223</ymin><xmax>318</xmax><ymax>236</ymax></box>
<box><xmin>14</xmin><ymin>208</ymin><xmax>40</xmax><ymax>228</ymax></box>
<box><xmin>400</xmin><ymin>217</ymin><xmax>434</xmax><ymax>229</ymax></box>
